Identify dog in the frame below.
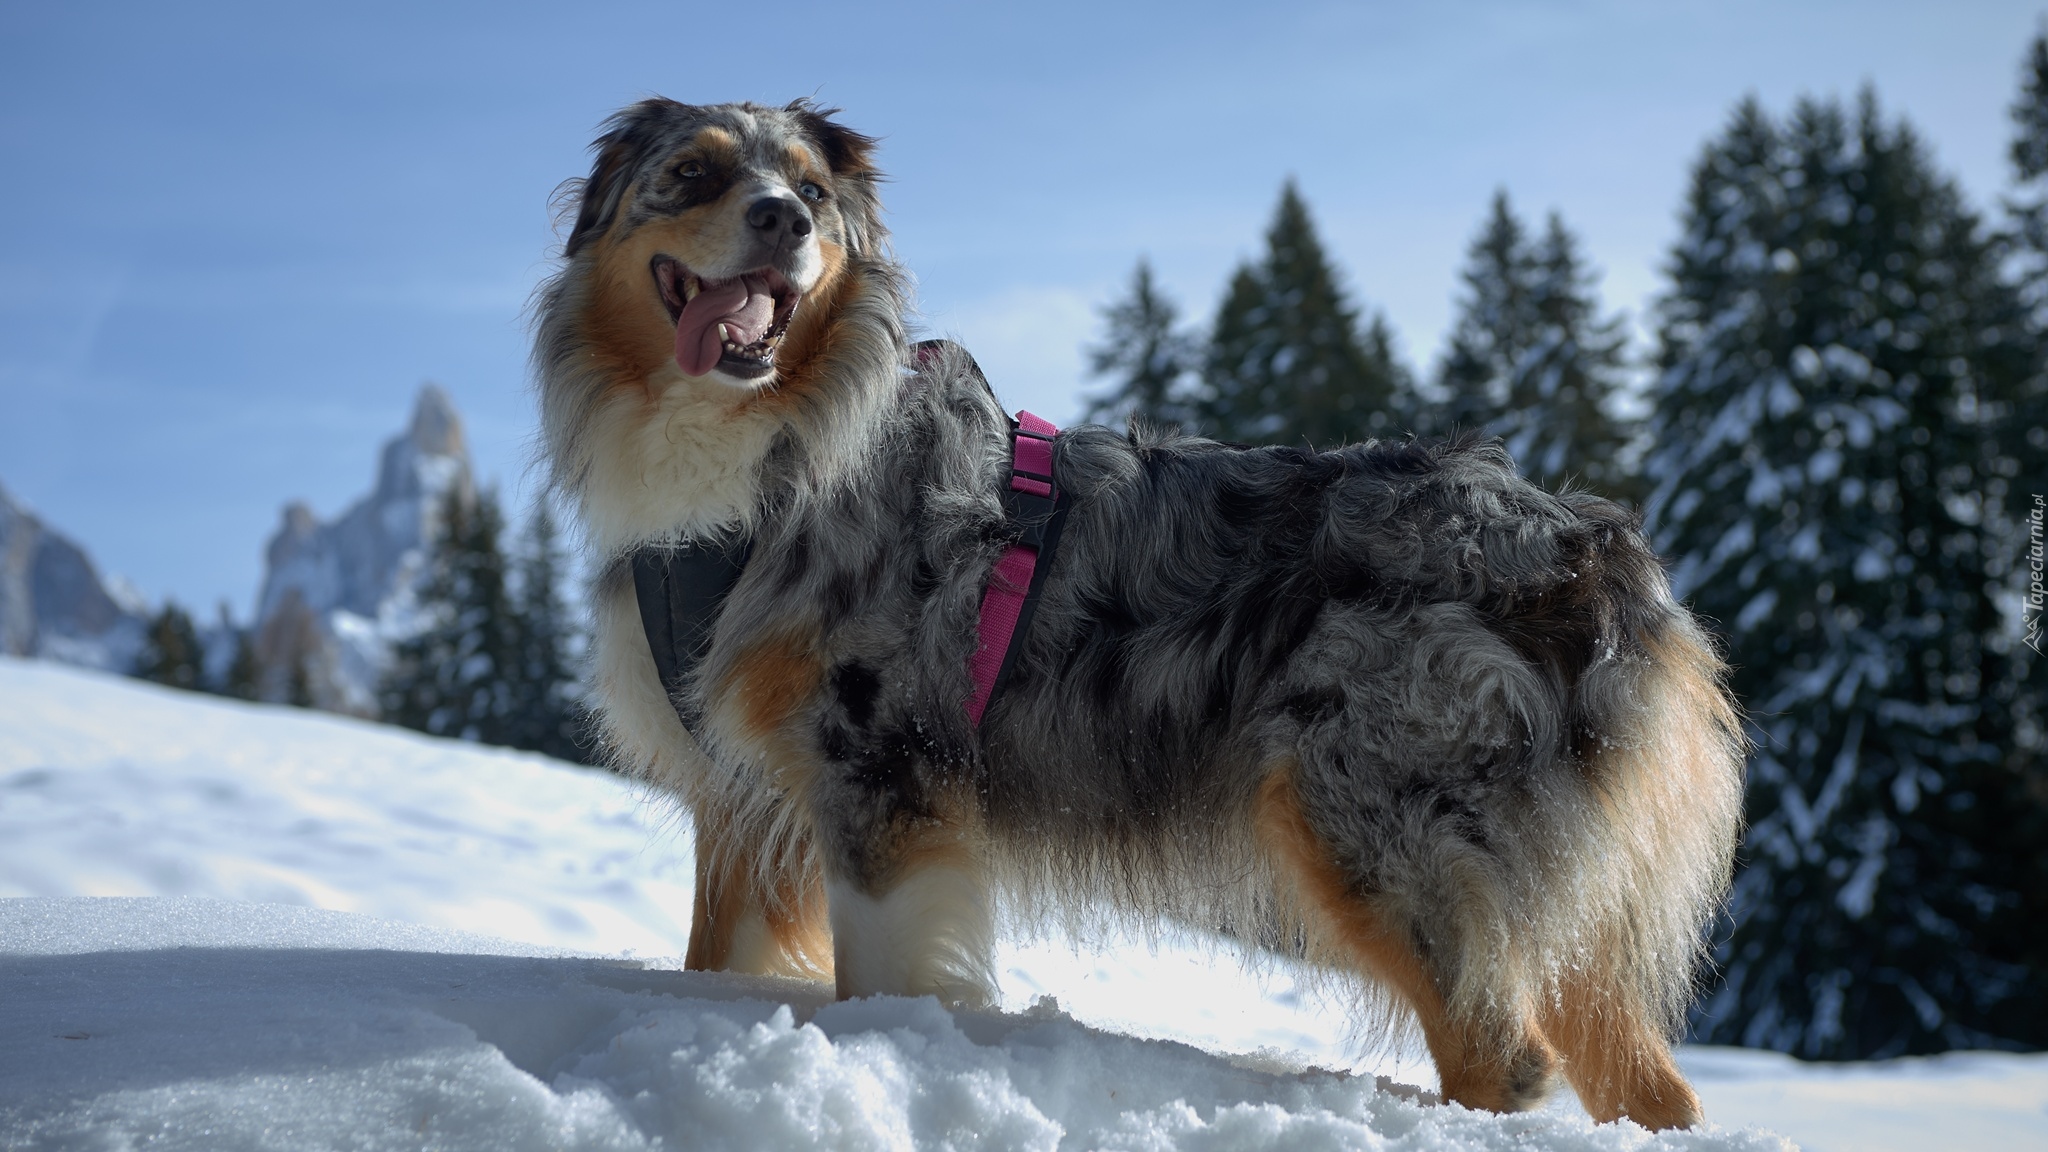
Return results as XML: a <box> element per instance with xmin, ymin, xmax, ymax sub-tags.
<box><xmin>532</xmin><ymin>98</ymin><xmax>1745</xmax><ymax>1131</ymax></box>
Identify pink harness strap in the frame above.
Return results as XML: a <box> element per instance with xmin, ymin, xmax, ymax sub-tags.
<box><xmin>966</xmin><ymin>412</ymin><xmax>1060</xmax><ymax>727</ymax></box>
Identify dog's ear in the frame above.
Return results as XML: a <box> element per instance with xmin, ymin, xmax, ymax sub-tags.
<box><xmin>563</xmin><ymin>99</ymin><xmax>688</xmax><ymax>258</ymax></box>
<box><xmin>785</xmin><ymin>99</ymin><xmax>879</xmax><ymax>178</ymax></box>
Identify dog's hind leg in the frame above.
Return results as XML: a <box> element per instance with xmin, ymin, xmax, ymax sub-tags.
<box><xmin>1538</xmin><ymin>960</ymin><xmax>1702</xmax><ymax>1131</ymax></box>
<box><xmin>685</xmin><ymin>804</ymin><xmax>833</xmax><ymax>980</ymax></box>
<box><xmin>1534</xmin><ymin>622</ymin><xmax>1735</xmax><ymax>1131</ymax></box>
<box><xmin>824</xmin><ymin>812</ymin><xmax>996</xmax><ymax>1009</ymax></box>
<box><xmin>1255</xmin><ymin>769</ymin><xmax>1562</xmax><ymax>1115</ymax></box>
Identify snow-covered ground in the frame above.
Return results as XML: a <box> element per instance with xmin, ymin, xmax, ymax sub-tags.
<box><xmin>2</xmin><ymin>657</ymin><xmax>2042</xmax><ymax>1150</ymax></box>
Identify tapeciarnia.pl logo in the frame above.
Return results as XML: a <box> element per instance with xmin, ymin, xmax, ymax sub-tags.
<box><xmin>2027</xmin><ymin>494</ymin><xmax>2045</xmax><ymax>655</ymax></box>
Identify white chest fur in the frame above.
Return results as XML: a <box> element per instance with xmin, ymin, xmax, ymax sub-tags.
<box><xmin>576</xmin><ymin>375</ymin><xmax>785</xmax><ymax>557</ymax></box>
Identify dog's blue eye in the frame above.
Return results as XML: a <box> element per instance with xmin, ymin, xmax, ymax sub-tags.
<box><xmin>799</xmin><ymin>182</ymin><xmax>824</xmax><ymax>202</ymax></box>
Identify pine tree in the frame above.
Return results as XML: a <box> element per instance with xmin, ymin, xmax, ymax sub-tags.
<box><xmin>221</xmin><ymin>627</ymin><xmax>259</xmax><ymax>701</ymax></box>
<box><xmin>2003</xmin><ymin>30</ymin><xmax>2048</xmax><ymax>558</ymax></box>
<box><xmin>505</xmin><ymin>500</ymin><xmax>588</xmax><ymax>763</ymax></box>
<box><xmin>1361</xmin><ymin>311</ymin><xmax>1420</xmax><ymax>434</ymax></box>
<box><xmin>1081</xmin><ymin>258</ymin><xmax>1203</xmax><ymax>432</ymax></box>
<box><xmin>134</xmin><ymin>602</ymin><xmax>203</xmax><ymax>691</ymax></box>
<box><xmin>1200</xmin><ymin>181</ymin><xmax>1416</xmax><ymax>446</ymax></box>
<box><xmin>1440</xmin><ymin>191</ymin><xmax>1530</xmax><ymax>437</ymax></box>
<box><xmin>1648</xmin><ymin>91</ymin><xmax>2047</xmax><ymax>1057</ymax></box>
<box><xmin>287</xmin><ymin>656</ymin><xmax>315</xmax><ymax>708</ymax></box>
<box><xmin>1438</xmin><ymin>191</ymin><xmax>1633</xmax><ymax>496</ymax></box>
<box><xmin>381</xmin><ymin>486</ymin><xmax>519</xmax><ymax>744</ymax></box>
<box><xmin>2007</xmin><ymin>31</ymin><xmax>2048</xmax><ymax>310</ymax></box>
<box><xmin>1977</xmin><ymin>28</ymin><xmax>2048</xmax><ymax>1042</ymax></box>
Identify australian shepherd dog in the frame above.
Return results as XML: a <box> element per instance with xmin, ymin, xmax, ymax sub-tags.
<box><xmin>534</xmin><ymin>98</ymin><xmax>1744</xmax><ymax>1130</ymax></box>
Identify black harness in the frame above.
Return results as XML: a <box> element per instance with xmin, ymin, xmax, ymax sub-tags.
<box><xmin>630</xmin><ymin>535</ymin><xmax>751</xmax><ymax>733</ymax></box>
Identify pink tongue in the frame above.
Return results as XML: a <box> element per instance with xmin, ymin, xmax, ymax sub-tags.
<box><xmin>673</xmin><ymin>274</ymin><xmax>777</xmax><ymax>376</ymax></box>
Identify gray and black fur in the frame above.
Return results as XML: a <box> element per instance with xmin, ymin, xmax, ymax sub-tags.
<box><xmin>535</xmin><ymin>99</ymin><xmax>1745</xmax><ymax>1130</ymax></box>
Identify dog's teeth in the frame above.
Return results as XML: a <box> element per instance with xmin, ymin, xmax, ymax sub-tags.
<box><xmin>719</xmin><ymin>323</ymin><xmax>731</xmax><ymax>342</ymax></box>
<box><xmin>683</xmin><ymin>276</ymin><xmax>701</xmax><ymax>302</ymax></box>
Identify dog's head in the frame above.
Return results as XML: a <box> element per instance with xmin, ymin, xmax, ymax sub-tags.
<box><xmin>557</xmin><ymin>98</ymin><xmax>883</xmax><ymax>390</ymax></box>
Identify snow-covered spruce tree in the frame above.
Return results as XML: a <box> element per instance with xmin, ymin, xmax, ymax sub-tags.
<box><xmin>1439</xmin><ymin>190</ymin><xmax>1532</xmax><ymax>437</ymax></box>
<box><xmin>2008</xmin><ymin>31</ymin><xmax>2048</xmax><ymax>312</ymax></box>
<box><xmin>1649</xmin><ymin>91</ymin><xmax>2047</xmax><ymax>1056</ymax></box>
<box><xmin>2003</xmin><ymin>29</ymin><xmax>2048</xmax><ymax>561</ymax></box>
<box><xmin>1438</xmin><ymin>190</ymin><xmax>1633</xmax><ymax>497</ymax></box>
<box><xmin>135</xmin><ymin>602</ymin><xmax>204</xmax><ymax>692</ymax></box>
<box><xmin>1200</xmin><ymin>181</ymin><xmax>1418</xmax><ymax>446</ymax></box>
<box><xmin>1081</xmin><ymin>258</ymin><xmax>1204</xmax><ymax>432</ymax></box>
<box><xmin>504</xmin><ymin>500</ymin><xmax>588</xmax><ymax>763</ymax></box>
<box><xmin>380</xmin><ymin>486</ymin><xmax>518</xmax><ymax>745</ymax></box>
<box><xmin>1978</xmin><ymin>29</ymin><xmax>2048</xmax><ymax>1037</ymax></box>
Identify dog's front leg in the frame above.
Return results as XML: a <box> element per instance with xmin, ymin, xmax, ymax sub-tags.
<box><xmin>823</xmin><ymin>814</ymin><xmax>997</xmax><ymax>1009</ymax></box>
<box><xmin>685</xmin><ymin>800</ymin><xmax>833</xmax><ymax>980</ymax></box>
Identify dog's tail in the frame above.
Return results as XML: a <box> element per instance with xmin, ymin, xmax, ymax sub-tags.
<box><xmin>1509</xmin><ymin>484</ymin><xmax>1747</xmax><ymax>1051</ymax></box>
<box><xmin>1578</xmin><ymin>604</ymin><xmax>1745</xmax><ymax>1030</ymax></box>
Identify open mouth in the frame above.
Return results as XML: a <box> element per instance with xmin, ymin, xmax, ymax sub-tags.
<box><xmin>651</xmin><ymin>255</ymin><xmax>802</xmax><ymax>379</ymax></box>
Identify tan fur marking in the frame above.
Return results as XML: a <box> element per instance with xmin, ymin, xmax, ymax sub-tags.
<box><xmin>1254</xmin><ymin>770</ymin><xmax>1559</xmax><ymax>1114</ymax></box>
<box><xmin>877</xmin><ymin>788</ymin><xmax>984</xmax><ymax>888</ymax></box>
<box><xmin>685</xmin><ymin>817</ymin><xmax>746</xmax><ymax>970</ymax></box>
<box><xmin>1538</xmin><ymin>959</ymin><xmax>1702</xmax><ymax>1130</ymax></box>
<box><xmin>579</xmin><ymin>257</ymin><xmax>670</xmax><ymax>399</ymax></box>
<box><xmin>687</xmin><ymin>808</ymin><xmax>832</xmax><ymax>979</ymax></box>
<box><xmin>781</xmin><ymin>140</ymin><xmax>825</xmax><ymax>180</ymax></box>
<box><xmin>690</xmin><ymin>126</ymin><xmax>739</xmax><ymax>154</ymax></box>
<box><xmin>723</xmin><ymin>632</ymin><xmax>823</xmax><ymax>742</ymax></box>
<box><xmin>764</xmin><ymin>878</ymin><xmax>835</xmax><ymax>973</ymax></box>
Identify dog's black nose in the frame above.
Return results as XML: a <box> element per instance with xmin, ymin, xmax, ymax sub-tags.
<box><xmin>747</xmin><ymin>195</ymin><xmax>813</xmax><ymax>240</ymax></box>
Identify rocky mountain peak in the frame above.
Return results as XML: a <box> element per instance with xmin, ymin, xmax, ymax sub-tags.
<box><xmin>253</xmin><ymin>385</ymin><xmax>476</xmax><ymax>714</ymax></box>
<box><xmin>407</xmin><ymin>383</ymin><xmax>464</xmax><ymax>458</ymax></box>
<box><xmin>0</xmin><ymin>479</ymin><xmax>146</xmax><ymax>670</ymax></box>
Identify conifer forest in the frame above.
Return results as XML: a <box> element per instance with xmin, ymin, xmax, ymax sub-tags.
<box><xmin>1084</xmin><ymin>42</ymin><xmax>2048</xmax><ymax>1061</ymax></box>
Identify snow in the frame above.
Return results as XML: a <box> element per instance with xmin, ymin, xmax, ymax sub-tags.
<box><xmin>2</xmin><ymin>898</ymin><xmax>1787</xmax><ymax>1152</ymax></box>
<box><xmin>1677</xmin><ymin>1049</ymin><xmax>2048</xmax><ymax>1152</ymax></box>
<box><xmin>2</xmin><ymin>657</ymin><xmax>2041</xmax><ymax>1150</ymax></box>
<box><xmin>0</xmin><ymin>656</ymin><xmax>694</xmax><ymax>956</ymax></box>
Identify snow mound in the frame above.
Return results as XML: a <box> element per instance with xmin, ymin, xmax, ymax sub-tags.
<box><xmin>0</xmin><ymin>655</ymin><xmax>693</xmax><ymax>957</ymax></box>
<box><xmin>1</xmin><ymin>898</ymin><xmax>1791</xmax><ymax>1152</ymax></box>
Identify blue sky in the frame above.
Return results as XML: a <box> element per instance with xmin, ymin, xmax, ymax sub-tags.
<box><xmin>2</xmin><ymin>0</ymin><xmax>2041</xmax><ymax>614</ymax></box>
